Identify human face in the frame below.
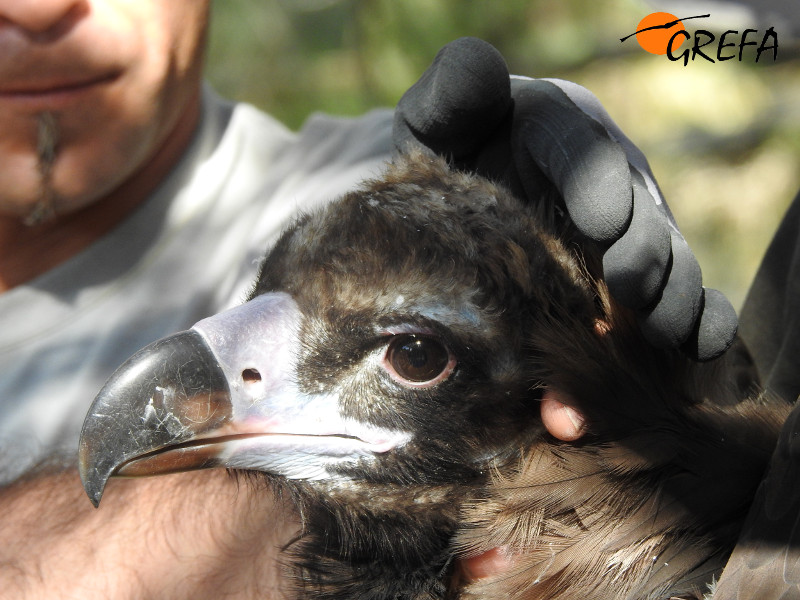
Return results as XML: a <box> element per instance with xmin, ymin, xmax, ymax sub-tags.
<box><xmin>0</xmin><ymin>1</ymin><xmax>210</xmax><ymax>221</ymax></box>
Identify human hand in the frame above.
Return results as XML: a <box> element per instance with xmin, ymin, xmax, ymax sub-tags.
<box><xmin>392</xmin><ymin>37</ymin><xmax>737</xmax><ymax>361</ymax></box>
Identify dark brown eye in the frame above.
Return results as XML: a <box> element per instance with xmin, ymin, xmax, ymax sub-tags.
<box><xmin>384</xmin><ymin>334</ymin><xmax>455</xmax><ymax>387</ymax></box>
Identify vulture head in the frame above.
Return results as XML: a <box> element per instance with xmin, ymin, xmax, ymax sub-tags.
<box><xmin>79</xmin><ymin>152</ymin><xmax>787</xmax><ymax>600</ymax></box>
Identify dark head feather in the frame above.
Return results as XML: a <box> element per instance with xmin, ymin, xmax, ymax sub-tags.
<box><xmin>246</xmin><ymin>151</ymin><xmax>786</xmax><ymax>600</ymax></box>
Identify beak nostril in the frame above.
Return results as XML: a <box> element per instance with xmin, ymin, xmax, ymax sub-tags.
<box><xmin>242</xmin><ymin>368</ymin><xmax>262</xmax><ymax>384</ymax></box>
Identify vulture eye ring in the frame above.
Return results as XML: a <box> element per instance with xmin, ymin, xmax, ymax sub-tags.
<box><xmin>383</xmin><ymin>334</ymin><xmax>456</xmax><ymax>387</ymax></box>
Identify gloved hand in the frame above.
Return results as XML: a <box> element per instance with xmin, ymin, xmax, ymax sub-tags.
<box><xmin>392</xmin><ymin>37</ymin><xmax>737</xmax><ymax>361</ymax></box>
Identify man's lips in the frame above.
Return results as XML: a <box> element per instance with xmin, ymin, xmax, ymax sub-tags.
<box><xmin>0</xmin><ymin>72</ymin><xmax>119</xmax><ymax>108</ymax></box>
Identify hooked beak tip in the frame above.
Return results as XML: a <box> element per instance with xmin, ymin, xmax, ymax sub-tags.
<box><xmin>77</xmin><ymin>328</ymin><xmax>233</xmax><ymax>506</ymax></box>
<box><xmin>79</xmin><ymin>468</ymin><xmax>107</xmax><ymax>508</ymax></box>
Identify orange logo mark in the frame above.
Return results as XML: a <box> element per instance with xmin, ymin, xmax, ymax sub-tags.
<box><xmin>620</xmin><ymin>13</ymin><xmax>711</xmax><ymax>55</ymax></box>
<box><xmin>634</xmin><ymin>12</ymin><xmax>686</xmax><ymax>55</ymax></box>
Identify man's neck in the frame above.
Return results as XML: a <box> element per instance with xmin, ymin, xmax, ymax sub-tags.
<box><xmin>0</xmin><ymin>93</ymin><xmax>202</xmax><ymax>293</ymax></box>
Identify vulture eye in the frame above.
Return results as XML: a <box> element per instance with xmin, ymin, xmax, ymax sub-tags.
<box><xmin>383</xmin><ymin>334</ymin><xmax>455</xmax><ymax>387</ymax></box>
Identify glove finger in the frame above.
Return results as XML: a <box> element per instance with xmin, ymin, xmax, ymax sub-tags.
<box><xmin>511</xmin><ymin>78</ymin><xmax>632</xmax><ymax>244</ymax></box>
<box><xmin>603</xmin><ymin>168</ymin><xmax>672</xmax><ymax>309</ymax></box>
<box><xmin>393</xmin><ymin>37</ymin><xmax>512</xmax><ymax>158</ymax></box>
<box><xmin>681</xmin><ymin>288</ymin><xmax>738</xmax><ymax>362</ymax></box>
<box><xmin>543</xmin><ymin>78</ymin><xmax>676</xmax><ymax>223</ymax></box>
<box><xmin>640</xmin><ymin>232</ymin><xmax>704</xmax><ymax>349</ymax></box>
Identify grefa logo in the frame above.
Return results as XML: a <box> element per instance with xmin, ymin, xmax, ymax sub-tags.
<box><xmin>621</xmin><ymin>12</ymin><xmax>778</xmax><ymax>65</ymax></box>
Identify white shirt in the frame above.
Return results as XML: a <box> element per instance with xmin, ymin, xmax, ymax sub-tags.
<box><xmin>0</xmin><ymin>86</ymin><xmax>393</xmax><ymax>482</ymax></box>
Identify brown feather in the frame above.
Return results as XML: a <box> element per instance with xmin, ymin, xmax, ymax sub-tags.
<box><xmin>454</xmin><ymin>276</ymin><xmax>787</xmax><ymax>599</ymax></box>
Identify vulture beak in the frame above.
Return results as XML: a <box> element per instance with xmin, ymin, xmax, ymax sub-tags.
<box><xmin>78</xmin><ymin>292</ymin><xmax>407</xmax><ymax>507</ymax></box>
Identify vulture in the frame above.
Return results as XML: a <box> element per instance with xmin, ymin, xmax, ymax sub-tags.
<box><xmin>79</xmin><ymin>152</ymin><xmax>790</xmax><ymax>600</ymax></box>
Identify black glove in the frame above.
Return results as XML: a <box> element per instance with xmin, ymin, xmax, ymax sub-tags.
<box><xmin>392</xmin><ymin>37</ymin><xmax>737</xmax><ymax>361</ymax></box>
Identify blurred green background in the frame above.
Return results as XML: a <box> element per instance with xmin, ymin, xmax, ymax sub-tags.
<box><xmin>206</xmin><ymin>0</ymin><xmax>800</xmax><ymax>310</ymax></box>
